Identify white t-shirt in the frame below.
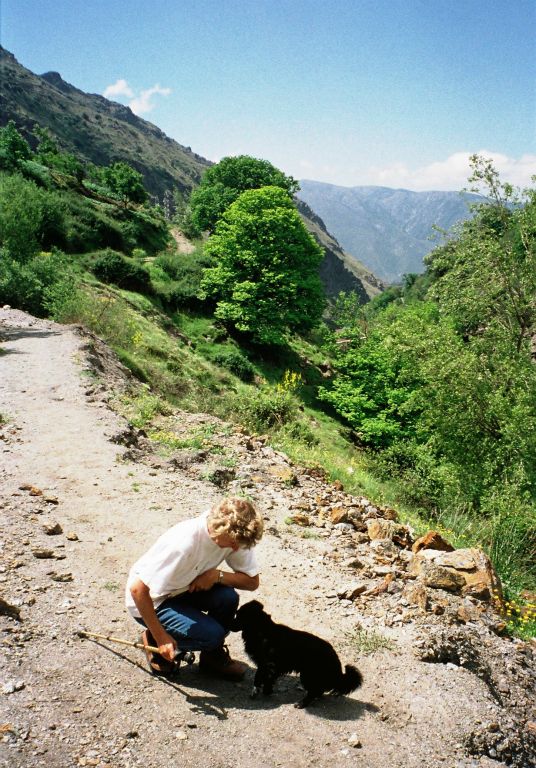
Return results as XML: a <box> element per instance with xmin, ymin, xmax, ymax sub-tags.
<box><xmin>125</xmin><ymin>512</ymin><xmax>259</xmax><ymax>618</ymax></box>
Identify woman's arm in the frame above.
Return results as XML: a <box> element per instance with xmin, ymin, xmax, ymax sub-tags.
<box><xmin>189</xmin><ymin>569</ymin><xmax>259</xmax><ymax>592</ymax></box>
<box><xmin>129</xmin><ymin>577</ymin><xmax>177</xmax><ymax>661</ymax></box>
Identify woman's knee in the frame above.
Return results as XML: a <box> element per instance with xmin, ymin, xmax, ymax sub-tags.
<box><xmin>218</xmin><ymin>585</ymin><xmax>239</xmax><ymax>612</ymax></box>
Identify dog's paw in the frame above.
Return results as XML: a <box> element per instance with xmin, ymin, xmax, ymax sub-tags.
<box><xmin>250</xmin><ymin>686</ymin><xmax>261</xmax><ymax>699</ymax></box>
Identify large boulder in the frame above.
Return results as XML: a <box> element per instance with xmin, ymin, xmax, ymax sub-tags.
<box><xmin>410</xmin><ymin>547</ymin><xmax>502</xmax><ymax>600</ymax></box>
<box><xmin>410</xmin><ymin>548</ymin><xmax>502</xmax><ymax>601</ymax></box>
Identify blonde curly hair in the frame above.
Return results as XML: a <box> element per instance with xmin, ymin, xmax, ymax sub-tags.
<box><xmin>208</xmin><ymin>497</ymin><xmax>263</xmax><ymax>548</ymax></box>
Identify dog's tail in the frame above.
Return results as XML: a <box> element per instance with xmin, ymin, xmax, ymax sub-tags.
<box><xmin>335</xmin><ymin>665</ymin><xmax>363</xmax><ymax>695</ymax></box>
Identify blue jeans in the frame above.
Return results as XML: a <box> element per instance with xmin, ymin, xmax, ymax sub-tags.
<box><xmin>137</xmin><ymin>585</ymin><xmax>239</xmax><ymax>652</ymax></box>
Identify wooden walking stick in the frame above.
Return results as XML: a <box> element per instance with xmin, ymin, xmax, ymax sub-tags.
<box><xmin>77</xmin><ymin>629</ymin><xmax>162</xmax><ymax>654</ymax></box>
<box><xmin>76</xmin><ymin>629</ymin><xmax>195</xmax><ymax>666</ymax></box>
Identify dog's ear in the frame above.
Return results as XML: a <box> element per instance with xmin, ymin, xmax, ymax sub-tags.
<box><xmin>249</xmin><ymin>599</ymin><xmax>264</xmax><ymax>611</ymax></box>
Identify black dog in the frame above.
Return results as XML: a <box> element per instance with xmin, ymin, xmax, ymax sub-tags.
<box><xmin>231</xmin><ymin>600</ymin><xmax>363</xmax><ymax>708</ymax></box>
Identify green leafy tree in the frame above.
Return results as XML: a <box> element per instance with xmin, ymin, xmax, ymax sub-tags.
<box><xmin>190</xmin><ymin>155</ymin><xmax>299</xmax><ymax>233</ymax></box>
<box><xmin>319</xmin><ymin>302</ymin><xmax>434</xmax><ymax>448</ymax></box>
<box><xmin>0</xmin><ymin>121</ymin><xmax>32</xmax><ymax>171</ymax></box>
<box><xmin>0</xmin><ymin>174</ymin><xmax>66</xmax><ymax>262</ymax></box>
<box><xmin>200</xmin><ymin>186</ymin><xmax>324</xmax><ymax>344</ymax></box>
<box><xmin>101</xmin><ymin>162</ymin><xmax>147</xmax><ymax>207</ymax></box>
<box><xmin>33</xmin><ymin>126</ymin><xmax>85</xmax><ymax>182</ymax></box>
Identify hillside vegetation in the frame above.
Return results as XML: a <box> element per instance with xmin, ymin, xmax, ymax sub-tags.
<box><xmin>0</xmin><ymin>122</ymin><xmax>534</xmax><ymax>638</ymax></box>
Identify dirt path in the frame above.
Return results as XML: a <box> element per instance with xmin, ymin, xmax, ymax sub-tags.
<box><xmin>0</xmin><ymin>309</ymin><xmax>534</xmax><ymax>768</ymax></box>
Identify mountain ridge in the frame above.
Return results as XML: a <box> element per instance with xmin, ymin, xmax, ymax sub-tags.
<box><xmin>298</xmin><ymin>179</ymin><xmax>481</xmax><ymax>282</ymax></box>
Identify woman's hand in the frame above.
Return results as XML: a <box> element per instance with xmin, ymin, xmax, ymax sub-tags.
<box><xmin>189</xmin><ymin>568</ymin><xmax>219</xmax><ymax>592</ymax></box>
<box><xmin>156</xmin><ymin>632</ymin><xmax>178</xmax><ymax>662</ymax></box>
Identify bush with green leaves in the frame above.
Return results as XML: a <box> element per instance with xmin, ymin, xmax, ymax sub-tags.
<box><xmin>99</xmin><ymin>162</ymin><xmax>148</xmax><ymax>207</ymax></box>
<box><xmin>0</xmin><ymin>248</ymin><xmax>76</xmax><ymax>317</ymax></box>
<box><xmin>318</xmin><ymin>302</ymin><xmax>432</xmax><ymax>449</ymax></box>
<box><xmin>150</xmin><ymin>248</ymin><xmax>214</xmax><ymax>309</ymax></box>
<box><xmin>320</xmin><ymin>157</ymin><xmax>536</xmax><ymax>525</ymax></box>
<box><xmin>62</xmin><ymin>195</ymin><xmax>125</xmax><ymax>253</ymax></box>
<box><xmin>201</xmin><ymin>186</ymin><xmax>325</xmax><ymax>344</ymax></box>
<box><xmin>0</xmin><ymin>173</ymin><xmax>66</xmax><ymax>261</ymax></box>
<box><xmin>234</xmin><ymin>385</ymin><xmax>299</xmax><ymax>432</ymax></box>
<box><xmin>0</xmin><ymin>121</ymin><xmax>32</xmax><ymax>172</ymax></box>
<box><xmin>211</xmin><ymin>347</ymin><xmax>255</xmax><ymax>382</ymax></box>
<box><xmin>115</xmin><ymin>206</ymin><xmax>169</xmax><ymax>254</ymax></box>
<box><xmin>92</xmin><ymin>249</ymin><xmax>152</xmax><ymax>293</ymax></box>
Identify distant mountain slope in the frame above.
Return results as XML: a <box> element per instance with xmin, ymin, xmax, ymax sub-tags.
<box><xmin>0</xmin><ymin>46</ymin><xmax>210</xmax><ymax>198</ymax></box>
<box><xmin>0</xmin><ymin>47</ymin><xmax>380</xmax><ymax>300</ymax></box>
<box><xmin>296</xmin><ymin>200</ymin><xmax>384</xmax><ymax>300</ymax></box>
<box><xmin>298</xmin><ymin>180</ymin><xmax>480</xmax><ymax>283</ymax></box>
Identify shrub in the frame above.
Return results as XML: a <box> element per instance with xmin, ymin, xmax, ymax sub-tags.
<box><xmin>211</xmin><ymin>347</ymin><xmax>255</xmax><ymax>382</ymax></box>
<box><xmin>280</xmin><ymin>419</ymin><xmax>319</xmax><ymax>446</ymax></box>
<box><xmin>234</xmin><ymin>386</ymin><xmax>298</xmax><ymax>432</ymax></box>
<box><xmin>63</xmin><ymin>196</ymin><xmax>125</xmax><ymax>253</ymax></box>
<box><xmin>0</xmin><ymin>173</ymin><xmax>66</xmax><ymax>261</ymax></box>
<box><xmin>370</xmin><ymin>439</ymin><xmax>461</xmax><ymax>510</ymax></box>
<box><xmin>18</xmin><ymin>159</ymin><xmax>53</xmax><ymax>188</ymax></box>
<box><xmin>0</xmin><ymin>248</ymin><xmax>75</xmax><ymax>317</ymax></box>
<box><xmin>151</xmin><ymin>248</ymin><xmax>214</xmax><ymax>310</ymax></box>
<box><xmin>92</xmin><ymin>249</ymin><xmax>152</xmax><ymax>293</ymax></box>
<box><xmin>481</xmin><ymin>468</ymin><xmax>536</xmax><ymax>592</ymax></box>
<box><xmin>115</xmin><ymin>207</ymin><xmax>169</xmax><ymax>254</ymax></box>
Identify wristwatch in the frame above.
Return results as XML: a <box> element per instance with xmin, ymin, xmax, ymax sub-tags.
<box><xmin>218</xmin><ymin>570</ymin><xmax>224</xmax><ymax>583</ymax></box>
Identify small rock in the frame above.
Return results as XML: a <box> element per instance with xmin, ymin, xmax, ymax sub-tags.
<box><xmin>404</xmin><ymin>583</ymin><xmax>430</xmax><ymax>612</ymax></box>
<box><xmin>49</xmin><ymin>572</ymin><xmax>73</xmax><ymax>583</ymax></box>
<box><xmin>347</xmin><ymin>733</ymin><xmax>362</xmax><ymax>748</ymax></box>
<box><xmin>43</xmin><ymin>522</ymin><xmax>63</xmax><ymax>535</ymax></box>
<box><xmin>367</xmin><ymin>518</ymin><xmax>411</xmax><ymax>546</ymax></box>
<box><xmin>422</xmin><ymin>563</ymin><xmax>466</xmax><ymax>592</ymax></box>
<box><xmin>330</xmin><ymin>507</ymin><xmax>348</xmax><ymax>525</ymax></box>
<box><xmin>0</xmin><ymin>597</ymin><xmax>22</xmax><ymax>620</ymax></box>
<box><xmin>32</xmin><ymin>548</ymin><xmax>55</xmax><ymax>559</ymax></box>
<box><xmin>337</xmin><ymin>583</ymin><xmax>367</xmax><ymax>600</ymax></box>
<box><xmin>290</xmin><ymin>500</ymin><xmax>311</xmax><ymax>512</ymax></box>
<box><xmin>289</xmin><ymin>513</ymin><xmax>310</xmax><ymax>526</ymax></box>
<box><xmin>2</xmin><ymin>680</ymin><xmax>25</xmax><ymax>694</ymax></box>
<box><xmin>175</xmin><ymin>730</ymin><xmax>188</xmax><ymax>740</ymax></box>
<box><xmin>267</xmin><ymin>466</ymin><xmax>298</xmax><ymax>486</ymax></box>
<box><xmin>66</xmin><ymin>532</ymin><xmax>79</xmax><ymax>541</ymax></box>
<box><xmin>412</xmin><ymin>530</ymin><xmax>455</xmax><ymax>554</ymax></box>
<box><xmin>334</xmin><ymin>522</ymin><xmax>354</xmax><ymax>533</ymax></box>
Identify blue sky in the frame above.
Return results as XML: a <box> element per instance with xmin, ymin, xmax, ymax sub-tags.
<box><xmin>2</xmin><ymin>0</ymin><xmax>535</xmax><ymax>190</ymax></box>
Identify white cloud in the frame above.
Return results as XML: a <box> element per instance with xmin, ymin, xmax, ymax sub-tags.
<box><xmin>103</xmin><ymin>78</ymin><xmax>134</xmax><ymax>100</ymax></box>
<box><xmin>129</xmin><ymin>84</ymin><xmax>172</xmax><ymax>115</ymax></box>
<box><xmin>366</xmin><ymin>151</ymin><xmax>536</xmax><ymax>192</ymax></box>
<box><xmin>102</xmin><ymin>80</ymin><xmax>171</xmax><ymax>115</ymax></box>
